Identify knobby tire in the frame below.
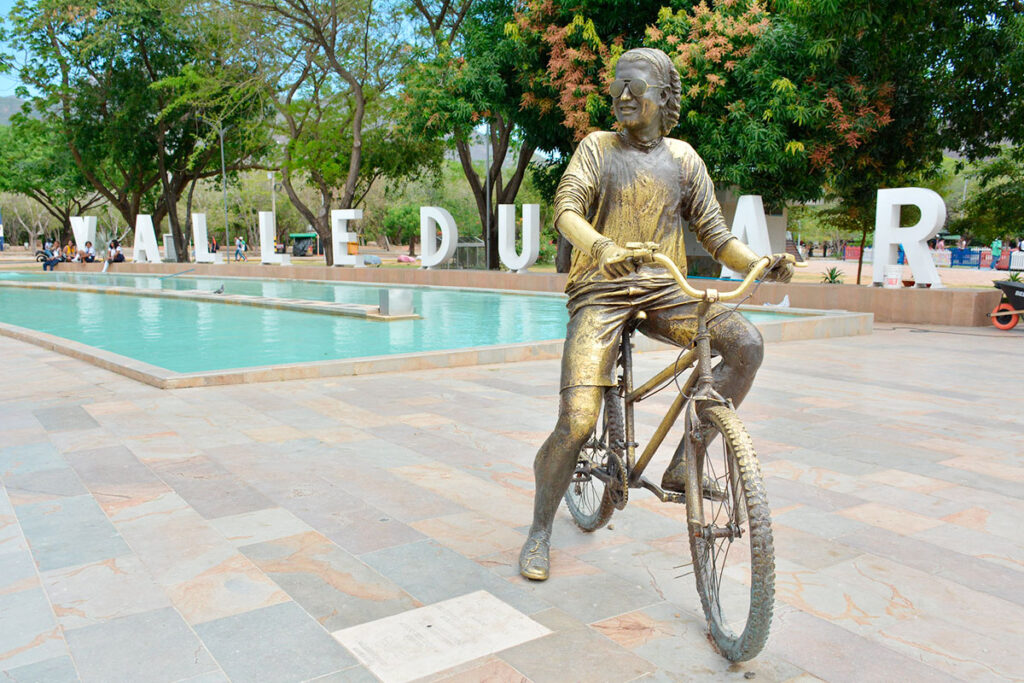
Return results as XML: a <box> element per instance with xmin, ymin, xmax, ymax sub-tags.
<box><xmin>687</xmin><ymin>405</ymin><xmax>775</xmax><ymax>662</ymax></box>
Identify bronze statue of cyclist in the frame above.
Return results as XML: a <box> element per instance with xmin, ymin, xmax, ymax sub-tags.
<box><xmin>520</xmin><ymin>47</ymin><xmax>793</xmax><ymax>581</ymax></box>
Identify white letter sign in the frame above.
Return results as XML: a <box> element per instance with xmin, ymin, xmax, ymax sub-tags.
<box><xmin>331</xmin><ymin>209</ymin><xmax>364</xmax><ymax>267</ymax></box>
<box><xmin>498</xmin><ymin>204</ymin><xmax>540</xmax><ymax>273</ymax></box>
<box><xmin>420</xmin><ymin>207</ymin><xmax>457</xmax><ymax>269</ymax></box>
<box><xmin>259</xmin><ymin>212</ymin><xmax>290</xmax><ymax>265</ymax></box>
<box><xmin>132</xmin><ymin>215</ymin><xmax>162</xmax><ymax>263</ymax></box>
<box><xmin>192</xmin><ymin>214</ymin><xmax>222</xmax><ymax>264</ymax></box>
<box><xmin>720</xmin><ymin>195</ymin><xmax>772</xmax><ymax>279</ymax></box>
<box><xmin>872</xmin><ymin>188</ymin><xmax>945</xmax><ymax>287</ymax></box>
<box><xmin>70</xmin><ymin>216</ymin><xmax>97</xmax><ymax>251</ymax></box>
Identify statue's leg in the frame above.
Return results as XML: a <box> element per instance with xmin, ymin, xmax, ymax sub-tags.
<box><xmin>641</xmin><ymin>302</ymin><xmax>763</xmax><ymax>491</ymax></box>
<box><xmin>519</xmin><ymin>385</ymin><xmax>603</xmax><ymax>580</ymax></box>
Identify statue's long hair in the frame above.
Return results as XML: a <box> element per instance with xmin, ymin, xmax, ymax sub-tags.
<box><xmin>617</xmin><ymin>48</ymin><xmax>682</xmax><ymax>136</ymax></box>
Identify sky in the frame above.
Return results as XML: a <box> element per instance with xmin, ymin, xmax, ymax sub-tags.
<box><xmin>0</xmin><ymin>0</ymin><xmax>21</xmax><ymax>97</ymax></box>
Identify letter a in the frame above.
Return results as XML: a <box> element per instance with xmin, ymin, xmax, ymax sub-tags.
<box><xmin>720</xmin><ymin>196</ymin><xmax>772</xmax><ymax>279</ymax></box>
<box><xmin>132</xmin><ymin>215</ymin><xmax>163</xmax><ymax>263</ymax></box>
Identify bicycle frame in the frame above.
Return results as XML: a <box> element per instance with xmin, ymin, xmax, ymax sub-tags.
<box><xmin>613</xmin><ymin>252</ymin><xmax>778</xmax><ymax>501</ymax></box>
<box><xmin>615</xmin><ymin>298</ymin><xmax>722</xmax><ymax>500</ymax></box>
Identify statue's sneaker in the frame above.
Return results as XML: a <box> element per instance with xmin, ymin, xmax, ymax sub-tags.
<box><xmin>518</xmin><ymin>529</ymin><xmax>551</xmax><ymax>581</ymax></box>
<box><xmin>662</xmin><ymin>463</ymin><xmax>727</xmax><ymax>500</ymax></box>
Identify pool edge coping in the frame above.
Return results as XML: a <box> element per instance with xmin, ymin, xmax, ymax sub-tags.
<box><xmin>0</xmin><ymin>307</ymin><xmax>872</xmax><ymax>389</ymax></box>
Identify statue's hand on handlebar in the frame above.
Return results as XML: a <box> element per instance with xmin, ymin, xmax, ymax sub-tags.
<box><xmin>758</xmin><ymin>253</ymin><xmax>795</xmax><ymax>283</ymax></box>
<box><xmin>592</xmin><ymin>238</ymin><xmax>635</xmax><ymax>278</ymax></box>
<box><xmin>593</xmin><ymin>239</ymin><xmax>659</xmax><ymax>279</ymax></box>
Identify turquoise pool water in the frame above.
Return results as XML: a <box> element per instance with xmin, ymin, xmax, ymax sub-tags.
<box><xmin>0</xmin><ymin>272</ymin><xmax>797</xmax><ymax>373</ymax></box>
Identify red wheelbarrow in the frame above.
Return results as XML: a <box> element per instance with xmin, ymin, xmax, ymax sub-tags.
<box><xmin>991</xmin><ymin>280</ymin><xmax>1024</xmax><ymax>330</ymax></box>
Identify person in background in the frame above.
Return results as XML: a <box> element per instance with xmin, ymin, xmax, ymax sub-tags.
<box><xmin>77</xmin><ymin>240</ymin><xmax>97</xmax><ymax>263</ymax></box>
<box><xmin>42</xmin><ymin>241</ymin><xmax>61</xmax><ymax>271</ymax></box>
<box><xmin>936</xmin><ymin>237</ymin><xmax>946</xmax><ymax>251</ymax></box>
<box><xmin>234</xmin><ymin>235</ymin><xmax>247</xmax><ymax>261</ymax></box>
<box><xmin>990</xmin><ymin>237</ymin><xmax>1002</xmax><ymax>269</ymax></box>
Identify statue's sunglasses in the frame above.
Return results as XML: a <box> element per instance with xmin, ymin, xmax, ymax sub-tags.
<box><xmin>609</xmin><ymin>78</ymin><xmax>665</xmax><ymax>98</ymax></box>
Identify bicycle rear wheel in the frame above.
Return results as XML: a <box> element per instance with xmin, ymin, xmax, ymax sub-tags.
<box><xmin>564</xmin><ymin>387</ymin><xmax>626</xmax><ymax>532</ymax></box>
<box><xmin>686</xmin><ymin>405</ymin><xmax>774</xmax><ymax>662</ymax></box>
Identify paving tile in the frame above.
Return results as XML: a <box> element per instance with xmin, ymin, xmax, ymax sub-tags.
<box><xmin>837</xmin><ymin>502</ymin><xmax>944</xmax><ymax>535</ymax></box>
<box><xmin>361</xmin><ymin>540</ymin><xmax>549</xmax><ymax>616</ymax></box>
<box><xmin>0</xmin><ymin>549</ymin><xmax>39</xmax><ymax>596</ymax></box>
<box><xmin>14</xmin><ymin>495</ymin><xmax>131</xmax><ymax>572</ymax></box>
<box><xmin>208</xmin><ymin>506</ymin><xmax>315</xmax><ymax>546</ymax></box>
<box><xmin>769</xmin><ymin>608</ymin><xmax>961</xmax><ymax>683</ymax></box>
<box><xmin>195</xmin><ymin>601</ymin><xmax>356</xmax><ymax>683</ymax></box>
<box><xmin>163</xmin><ymin>552</ymin><xmax>290</xmax><ymax>624</ymax></box>
<box><xmin>42</xmin><ymin>554</ymin><xmax>171</xmax><ymax>630</ymax></box>
<box><xmin>410</xmin><ymin>512</ymin><xmax>525</xmax><ymax>558</ymax></box>
<box><xmin>498</xmin><ymin>625</ymin><xmax>654</xmax><ymax>683</ymax></box>
<box><xmin>0</xmin><ymin>587</ymin><xmax>65</xmax><ymax>672</ymax></box>
<box><xmin>912</xmin><ymin>521</ymin><xmax>1024</xmax><ymax>573</ymax></box>
<box><xmin>0</xmin><ymin>656</ymin><xmax>79</xmax><ymax>682</ymax></box>
<box><xmin>770</xmin><ymin>504</ymin><xmax>870</xmax><ymax>541</ymax></box>
<box><xmin>3</xmin><ymin>466</ymin><xmax>88</xmax><ymax>505</ymax></box>
<box><xmin>241</xmin><ymin>531</ymin><xmax>420</xmax><ymax>631</ymax></box>
<box><xmin>64</xmin><ymin>607</ymin><xmax>218</xmax><ymax>682</ymax></box>
<box><xmin>593</xmin><ymin>602</ymin><xmax>804</xmax><ymax>682</ymax></box>
<box><xmin>333</xmin><ymin>590</ymin><xmax>548</xmax><ymax>682</ymax></box>
<box><xmin>32</xmin><ymin>405</ymin><xmax>99</xmax><ymax>432</ymax></box>
<box><xmin>320</xmin><ymin>504</ymin><xmax>427</xmax><ymax>556</ymax></box>
<box><xmin>837</xmin><ymin>526</ymin><xmax>1024</xmax><ymax>606</ymax></box>
<box><xmin>0</xmin><ymin>442</ymin><xmax>66</xmax><ymax>477</ymax></box>
<box><xmin>150</xmin><ymin>455</ymin><xmax>274</xmax><ymax>519</ymax></box>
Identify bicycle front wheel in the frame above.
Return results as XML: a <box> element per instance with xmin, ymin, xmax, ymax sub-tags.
<box><xmin>686</xmin><ymin>405</ymin><xmax>774</xmax><ymax>662</ymax></box>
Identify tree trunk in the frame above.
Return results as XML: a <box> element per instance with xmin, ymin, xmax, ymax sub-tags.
<box><xmin>556</xmin><ymin>234</ymin><xmax>573</xmax><ymax>273</ymax></box>
<box><xmin>856</xmin><ymin>223</ymin><xmax>869</xmax><ymax>285</ymax></box>
<box><xmin>455</xmin><ymin>117</ymin><xmax>534</xmax><ymax>270</ymax></box>
<box><xmin>281</xmin><ymin>167</ymin><xmax>336</xmax><ymax>265</ymax></box>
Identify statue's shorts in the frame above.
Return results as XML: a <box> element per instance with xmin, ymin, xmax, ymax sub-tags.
<box><xmin>560</xmin><ymin>278</ymin><xmax>761</xmax><ymax>391</ymax></box>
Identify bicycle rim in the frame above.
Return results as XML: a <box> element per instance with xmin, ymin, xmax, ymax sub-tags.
<box><xmin>564</xmin><ymin>388</ymin><xmax>623</xmax><ymax>532</ymax></box>
<box><xmin>687</xmin><ymin>405</ymin><xmax>774</xmax><ymax>662</ymax></box>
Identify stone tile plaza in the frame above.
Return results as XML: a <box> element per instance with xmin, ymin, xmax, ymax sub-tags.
<box><xmin>1</xmin><ymin>290</ymin><xmax>1021</xmax><ymax>681</ymax></box>
<box><xmin>2</xmin><ymin>0</ymin><xmax>1023</xmax><ymax>679</ymax></box>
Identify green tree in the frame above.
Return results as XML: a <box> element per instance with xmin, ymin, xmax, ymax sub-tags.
<box><xmin>382</xmin><ymin>204</ymin><xmax>421</xmax><ymax>256</ymax></box>
<box><xmin>7</xmin><ymin>0</ymin><xmax>271</xmax><ymax>261</ymax></box>
<box><xmin>0</xmin><ymin>116</ymin><xmax>104</xmax><ymax>240</ymax></box>
<box><xmin>952</xmin><ymin>146</ymin><xmax>1024</xmax><ymax>244</ymax></box>
<box><xmin>507</xmin><ymin>0</ymin><xmax>1024</xmax><ymax>281</ymax></box>
<box><xmin>404</xmin><ymin>0</ymin><xmax>563</xmax><ymax>269</ymax></box>
<box><xmin>214</xmin><ymin>0</ymin><xmax>442</xmax><ymax>264</ymax></box>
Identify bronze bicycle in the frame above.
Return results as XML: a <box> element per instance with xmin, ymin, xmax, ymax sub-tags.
<box><xmin>564</xmin><ymin>249</ymin><xmax>794</xmax><ymax>661</ymax></box>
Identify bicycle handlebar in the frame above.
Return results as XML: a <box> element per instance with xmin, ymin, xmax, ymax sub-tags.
<box><xmin>617</xmin><ymin>243</ymin><xmax>799</xmax><ymax>302</ymax></box>
<box><xmin>650</xmin><ymin>253</ymin><xmax>772</xmax><ymax>302</ymax></box>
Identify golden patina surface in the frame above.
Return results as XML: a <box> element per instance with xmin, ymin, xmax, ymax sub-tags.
<box><xmin>520</xmin><ymin>47</ymin><xmax>771</xmax><ymax>584</ymax></box>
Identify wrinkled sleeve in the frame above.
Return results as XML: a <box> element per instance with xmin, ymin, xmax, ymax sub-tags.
<box><xmin>683</xmin><ymin>154</ymin><xmax>734</xmax><ymax>257</ymax></box>
<box><xmin>553</xmin><ymin>134</ymin><xmax>602</xmax><ymax>230</ymax></box>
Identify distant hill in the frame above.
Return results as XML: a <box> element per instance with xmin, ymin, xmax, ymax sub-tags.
<box><xmin>0</xmin><ymin>96</ymin><xmax>24</xmax><ymax>125</ymax></box>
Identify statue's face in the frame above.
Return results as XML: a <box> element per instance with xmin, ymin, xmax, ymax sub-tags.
<box><xmin>612</xmin><ymin>59</ymin><xmax>667</xmax><ymax>135</ymax></box>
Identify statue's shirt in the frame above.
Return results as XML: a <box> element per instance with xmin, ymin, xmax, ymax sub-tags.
<box><xmin>554</xmin><ymin>131</ymin><xmax>734</xmax><ymax>295</ymax></box>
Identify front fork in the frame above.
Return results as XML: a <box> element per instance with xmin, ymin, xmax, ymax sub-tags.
<box><xmin>620</xmin><ymin>319</ymin><xmax>636</xmax><ymax>470</ymax></box>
